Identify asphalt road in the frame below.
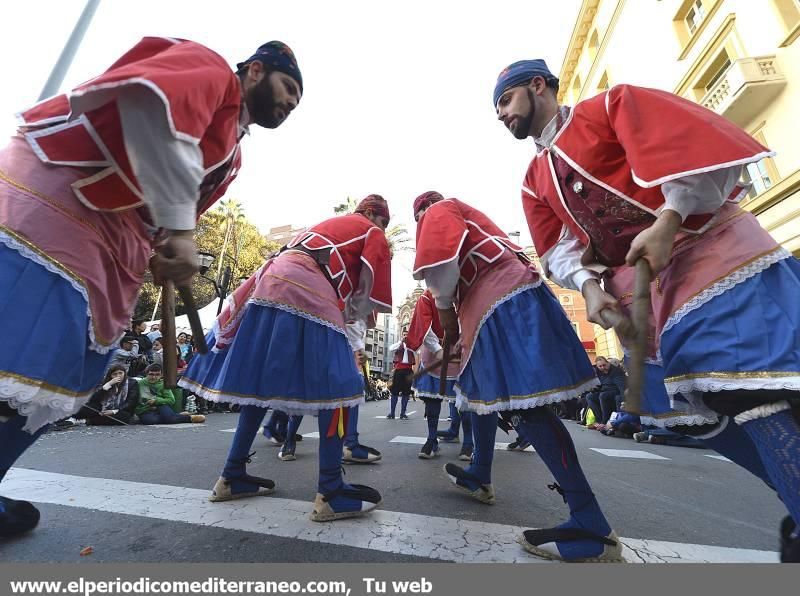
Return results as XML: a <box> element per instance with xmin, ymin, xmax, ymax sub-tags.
<box><xmin>0</xmin><ymin>399</ymin><xmax>785</xmax><ymax>562</ymax></box>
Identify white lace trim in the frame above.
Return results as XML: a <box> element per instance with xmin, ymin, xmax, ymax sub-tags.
<box><xmin>665</xmin><ymin>375</ymin><xmax>800</xmax><ymax>396</ymax></box>
<box><xmin>454</xmin><ymin>376</ymin><xmax>598</xmax><ymax>415</ymax></box>
<box><xmin>461</xmin><ymin>281</ymin><xmax>543</xmax><ymax>371</ymax></box>
<box><xmin>414</xmin><ymin>390</ymin><xmax>448</xmax><ymax>400</ymax></box>
<box><xmin>639</xmin><ymin>413</ymin><xmax>720</xmax><ymax>428</ymax></box>
<box><xmin>735</xmin><ymin>401</ymin><xmax>791</xmax><ymax>425</ymax></box>
<box><xmin>0</xmin><ymin>230</ymin><xmax>118</xmax><ymax>354</ymax></box>
<box><xmin>211</xmin><ymin>300</ymin><xmax>251</xmax><ymax>353</ymax></box>
<box><xmin>247</xmin><ymin>298</ymin><xmax>345</xmax><ymax>336</ymax></box>
<box><xmin>662</xmin><ymin>247</ymin><xmax>791</xmax><ymax>334</ymax></box>
<box><xmin>178</xmin><ymin>377</ymin><xmax>363</xmax><ymax>413</ymax></box>
<box><xmin>0</xmin><ymin>376</ymin><xmax>91</xmax><ymax>433</ymax></box>
<box><xmin>621</xmin><ymin>347</ymin><xmax>663</xmax><ymax>366</ymax></box>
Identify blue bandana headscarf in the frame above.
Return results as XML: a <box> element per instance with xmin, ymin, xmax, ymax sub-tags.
<box><xmin>237</xmin><ymin>41</ymin><xmax>303</xmax><ymax>94</ymax></box>
<box><xmin>492</xmin><ymin>59</ymin><xmax>555</xmax><ymax>108</ymax></box>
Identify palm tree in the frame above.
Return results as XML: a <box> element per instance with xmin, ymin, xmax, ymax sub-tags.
<box><xmin>384</xmin><ymin>223</ymin><xmax>412</xmax><ymax>257</ymax></box>
<box><xmin>333</xmin><ymin>197</ymin><xmax>412</xmax><ymax>256</ymax></box>
<box><xmin>333</xmin><ymin>196</ymin><xmax>359</xmax><ymax>215</ymax></box>
<box><xmin>216</xmin><ymin>198</ymin><xmax>245</xmax><ymax>282</ymax></box>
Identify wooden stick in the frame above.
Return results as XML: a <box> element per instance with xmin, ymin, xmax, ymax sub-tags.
<box><xmin>162</xmin><ymin>281</ymin><xmax>177</xmax><ymax>388</ymax></box>
<box><xmin>411</xmin><ymin>353</ymin><xmax>461</xmax><ymax>383</ymax></box>
<box><xmin>177</xmin><ymin>286</ymin><xmax>208</xmax><ymax>354</ymax></box>
<box><xmin>438</xmin><ymin>335</ymin><xmax>452</xmax><ymax>396</ymax></box>
<box><xmin>624</xmin><ymin>259</ymin><xmax>653</xmax><ymax>414</ymax></box>
<box><xmin>600</xmin><ymin>308</ymin><xmax>634</xmax><ymax>342</ymax></box>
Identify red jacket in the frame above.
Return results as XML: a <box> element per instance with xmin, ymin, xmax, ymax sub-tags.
<box><xmin>288</xmin><ymin>213</ymin><xmax>392</xmax><ymax>309</ymax></box>
<box><xmin>17</xmin><ymin>37</ymin><xmax>242</xmax><ymax>215</ymax></box>
<box><xmin>413</xmin><ymin>198</ymin><xmax>527</xmax><ymax>305</ymax></box>
<box><xmin>522</xmin><ymin>84</ymin><xmax>770</xmax><ymax>266</ymax></box>
<box><xmin>405</xmin><ymin>290</ymin><xmax>442</xmax><ymax>351</ymax></box>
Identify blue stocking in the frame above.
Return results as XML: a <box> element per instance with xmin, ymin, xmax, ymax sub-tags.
<box><xmin>461</xmin><ymin>411</ymin><xmax>474</xmax><ymax>449</ymax></box>
<box><xmin>344</xmin><ymin>405</ymin><xmax>360</xmax><ymax>449</ymax></box>
<box><xmin>284</xmin><ymin>415</ymin><xmax>303</xmax><ymax>452</ymax></box>
<box><xmin>464</xmin><ymin>412</ymin><xmax>497</xmax><ymax>486</ymax></box>
<box><xmin>1</xmin><ymin>413</ymin><xmax>48</xmax><ymax>535</ymax></box>
<box><xmin>0</xmin><ymin>414</ymin><xmax>47</xmax><ymax>481</ymax></box>
<box><xmin>221</xmin><ymin>405</ymin><xmax>268</xmax><ymax>493</ymax></box>
<box><xmin>515</xmin><ymin>407</ymin><xmax>613</xmax><ymax>560</ymax></box>
<box><xmin>695</xmin><ymin>417</ymin><xmax>772</xmax><ymax>488</ymax></box>
<box><xmin>388</xmin><ymin>395</ymin><xmax>398</xmax><ymax>417</ymax></box>
<box><xmin>738</xmin><ymin>406</ymin><xmax>800</xmax><ymax>527</ymax></box>
<box><xmin>426</xmin><ymin>400</ymin><xmax>442</xmax><ymax>442</ymax></box>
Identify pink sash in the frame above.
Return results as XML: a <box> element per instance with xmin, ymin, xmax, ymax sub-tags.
<box><xmin>0</xmin><ymin>136</ymin><xmax>151</xmax><ymax>351</ymax></box>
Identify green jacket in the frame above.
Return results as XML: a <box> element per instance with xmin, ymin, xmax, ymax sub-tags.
<box><xmin>135</xmin><ymin>378</ymin><xmax>177</xmax><ymax>415</ymax></box>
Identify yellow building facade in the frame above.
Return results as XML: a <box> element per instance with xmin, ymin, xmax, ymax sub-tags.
<box><xmin>559</xmin><ymin>0</ymin><xmax>800</xmax><ymax>357</ymax></box>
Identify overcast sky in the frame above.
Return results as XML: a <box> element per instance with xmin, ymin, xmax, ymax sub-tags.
<box><xmin>0</xmin><ymin>0</ymin><xmax>580</xmax><ymax>309</ymax></box>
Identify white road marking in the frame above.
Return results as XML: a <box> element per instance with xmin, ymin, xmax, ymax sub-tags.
<box><xmin>390</xmin><ymin>435</ymin><xmax>427</xmax><ymax>445</ymax></box>
<box><xmin>3</xmin><ymin>469</ymin><xmax>777</xmax><ymax>563</ymax></box>
<box><xmin>590</xmin><ymin>448</ymin><xmax>670</xmax><ymax>460</ymax></box>
<box><xmin>375</xmin><ymin>410</ymin><xmax>417</xmax><ymax>419</ymax></box>
<box><xmin>494</xmin><ymin>442</ymin><xmax>535</xmax><ymax>452</ymax></box>
<box><xmin>705</xmin><ymin>455</ymin><xmax>733</xmax><ymax>462</ymax></box>
<box><xmin>147</xmin><ymin>423</ymin><xmax>201</xmax><ymax>429</ymax></box>
<box><xmin>391</xmin><ymin>436</ymin><xmax>534</xmax><ymax>452</ymax></box>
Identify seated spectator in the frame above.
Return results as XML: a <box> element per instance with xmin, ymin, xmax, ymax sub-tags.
<box><xmin>585</xmin><ymin>356</ymin><xmax>626</xmax><ymax>424</ymax></box>
<box><xmin>633</xmin><ymin>427</ymin><xmax>707</xmax><ymax>448</ymax></box>
<box><xmin>109</xmin><ymin>335</ymin><xmax>146</xmax><ymax>376</ymax></box>
<box><xmin>147</xmin><ymin>322</ymin><xmax>162</xmax><ymax>344</ymax></box>
<box><xmin>177</xmin><ymin>333</ymin><xmax>191</xmax><ymax>361</ymax></box>
<box><xmin>602</xmin><ymin>410</ymin><xmax>642</xmax><ymax>438</ymax></box>
<box><xmin>74</xmin><ymin>365</ymin><xmax>139</xmax><ymax>426</ymax></box>
<box><xmin>150</xmin><ymin>339</ymin><xmax>164</xmax><ymax>366</ymax></box>
<box><xmin>136</xmin><ymin>364</ymin><xmax>205</xmax><ymax>424</ymax></box>
<box><xmin>131</xmin><ymin>319</ymin><xmax>154</xmax><ymax>356</ymax></box>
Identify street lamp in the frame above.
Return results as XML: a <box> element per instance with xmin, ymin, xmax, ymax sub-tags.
<box><xmin>197</xmin><ymin>252</ymin><xmax>232</xmax><ymax>315</ymax></box>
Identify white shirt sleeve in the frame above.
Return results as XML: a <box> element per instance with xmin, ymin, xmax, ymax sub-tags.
<box><xmin>660</xmin><ymin>166</ymin><xmax>743</xmax><ymax>222</ymax></box>
<box><xmin>542</xmin><ymin>229</ymin><xmax>604</xmax><ymax>292</ymax></box>
<box><xmin>344</xmin><ymin>266</ymin><xmax>378</xmax><ymax>352</ymax></box>
<box><xmin>421</xmin><ymin>260</ymin><xmax>460</xmax><ymax>309</ymax></box>
<box><xmin>422</xmin><ymin>328</ymin><xmax>443</xmax><ymax>353</ymax></box>
<box><xmin>117</xmin><ymin>86</ymin><xmax>204</xmax><ymax>230</ymax></box>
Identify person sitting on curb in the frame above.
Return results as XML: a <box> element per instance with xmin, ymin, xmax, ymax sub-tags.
<box><xmin>136</xmin><ymin>364</ymin><xmax>205</xmax><ymax>425</ymax></box>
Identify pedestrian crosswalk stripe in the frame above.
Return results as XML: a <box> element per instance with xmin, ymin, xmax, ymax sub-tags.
<box><xmin>590</xmin><ymin>448</ymin><xmax>670</xmax><ymax>460</ymax></box>
<box><xmin>494</xmin><ymin>442</ymin><xmax>535</xmax><ymax>452</ymax></box>
<box><xmin>148</xmin><ymin>423</ymin><xmax>201</xmax><ymax>429</ymax></box>
<box><xmin>705</xmin><ymin>454</ymin><xmax>733</xmax><ymax>462</ymax></box>
<box><xmin>375</xmin><ymin>410</ymin><xmax>417</xmax><ymax>419</ymax></box>
<box><xmin>2</xmin><ymin>468</ymin><xmax>777</xmax><ymax>564</ymax></box>
<box><xmin>390</xmin><ymin>436</ymin><xmax>534</xmax><ymax>452</ymax></box>
<box><xmin>390</xmin><ymin>436</ymin><xmax>427</xmax><ymax>445</ymax></box>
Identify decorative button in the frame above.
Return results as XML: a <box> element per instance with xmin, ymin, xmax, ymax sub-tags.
<box><xmin>594</xmin><ymin>209</ymin><xmax>605</xmax><ymax>217</ymax></box>
<box><xmin>572</xmin><ymin>181</ymin><xmax>584</xmax><ymax>194</ymax></box>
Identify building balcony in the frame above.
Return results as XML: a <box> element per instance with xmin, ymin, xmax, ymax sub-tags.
<box><xmin>701</xmin><ymin>55</ymin><xmax>787</xmax><ymax>127</ymax></box>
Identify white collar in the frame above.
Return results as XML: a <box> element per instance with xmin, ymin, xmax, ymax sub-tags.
<box><xmin>534</xmin><ymin>105</ymin><xmax>569</xmax><ymax>151</ymax></box>
<box><xmin>238</xmin><ymin>103</ymin><xmax>251</xmax><ymax>138</ymax></box>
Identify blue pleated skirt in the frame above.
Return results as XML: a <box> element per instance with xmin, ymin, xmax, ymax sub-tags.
<box><xmin>0</xmin><ymin>243</ymin><xmax>112</xmax><ymax>430</ymax></box>
<box><xmin>456</xmin><ymin>285</ymin><xmax>597</xmax><ymax>414</ymax></box>
<box><xmin>179</xmin><ymin>302</ymin><xmax>364</xmax><ymax>413</ymax></box>
<box><xmin>661</xmin><ymin>257</ymin><xmax>800</xmax><ymax>417</ymax></box>
<box><xmin>633</xmin><ymin>362</ymin><xmax>718</xmax><ymax>427</ymax></box>
<box><xmin>414</xmin><ymin>370</ymin><xmax>456</xmax><ymax>399</ymax></box>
